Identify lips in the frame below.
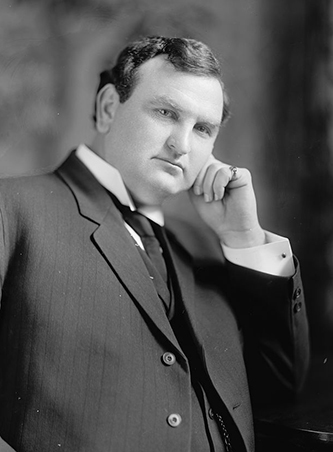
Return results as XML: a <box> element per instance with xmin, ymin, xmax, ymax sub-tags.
<box><xmin>155</xmin><ymin>157</ymin><xmax>184</xmax><ymax>171</ymax></box>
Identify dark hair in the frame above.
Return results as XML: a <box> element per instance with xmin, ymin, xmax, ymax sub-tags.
<box><xmin>94</xmin><ymin>36</ymin><xmax>230</xmax><ymax>123</ymax></box>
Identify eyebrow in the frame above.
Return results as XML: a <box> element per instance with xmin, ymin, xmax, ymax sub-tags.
<box><xmin>149</xmin><ymin>95</ymin><xmax>222</xmax><ymax>130</ymax></box>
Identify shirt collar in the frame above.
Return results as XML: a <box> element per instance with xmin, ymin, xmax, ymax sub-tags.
<box><xmin>75</xmin><ymin>144</ymin><xmax>164</xmax><ymax>226</ymax></box>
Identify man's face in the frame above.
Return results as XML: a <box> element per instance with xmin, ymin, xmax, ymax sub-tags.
<box><xmin>104</xmin><ymin>55</ymin><xmax>224</xmax><ymax>206</ymax></box>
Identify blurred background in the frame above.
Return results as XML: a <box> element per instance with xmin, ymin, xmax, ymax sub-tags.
<box><xmin>0</xmin><ymin>0</ymin><xmax>332</xmax><ymax>354</ymax></box>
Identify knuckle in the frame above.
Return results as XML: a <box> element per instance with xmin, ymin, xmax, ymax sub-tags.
<box><xmin>242</xmin><ymin>167</ymin><xmax>252</xmax><ymax>180</ymax></box>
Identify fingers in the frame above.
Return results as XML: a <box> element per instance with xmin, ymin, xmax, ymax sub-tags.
<box><xmin>192</xmin><ymin>157</ymin><xmax>243</xmax><ymax>202</ymax></box>
<box><xmin>203</xmin><ymin>165</ymin><xmax>228</xmax><ymax>202</ymax></box>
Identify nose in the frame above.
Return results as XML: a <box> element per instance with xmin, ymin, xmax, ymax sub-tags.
<box><xmin>167</xmin><ymin>129</ymin><xmax>191</xmax><ymax>156</ymax></box>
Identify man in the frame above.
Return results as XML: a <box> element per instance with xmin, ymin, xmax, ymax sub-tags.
<box><xmin>0</xmin><ymin>36</ymin><xmax>309</xmax><ymax>451</ymax></box>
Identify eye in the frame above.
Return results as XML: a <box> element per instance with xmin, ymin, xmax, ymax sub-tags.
<box><xmin>157</xmin><ymin>109</ymin><xmax>173</xmax><ymax>117</ymax></box>
<box><xmin>195</xmin><ymin>124</ymin><xmax>211</xmax><ymax>136</ymax></box>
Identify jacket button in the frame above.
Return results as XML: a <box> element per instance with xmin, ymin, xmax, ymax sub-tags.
<box><xmin>294</xmin><ymin>301</ymin><xmax>302</xmax><ymax>313</ymax></box>
<box><xmin>167</xmin><ymin>413</ymin><xmax>182</xmax><ymax>427</ymax></box>
<box><xmin>293</xmin><ymin>287</ymin><xmax>302</xmax><ymax>299</ymax></box>
<box><xmin>162</xmin><ymin>352</ymin><xmax>176</xmax><ymax>366</ymax></box>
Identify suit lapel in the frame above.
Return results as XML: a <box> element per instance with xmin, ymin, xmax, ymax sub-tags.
<box><xmin>56</xmin><ymin>152</ymin><xmax>179</xmax><ymax>350</ymax></box>
<box><xmin>93</xmin><ymin>210</ymin><xmax>178</xmax><ymax>348</ymax></box>
<box><xmin>57</xmin><ymin>152</ymin><xmax>245</xmax><ymax>405</ymax></box>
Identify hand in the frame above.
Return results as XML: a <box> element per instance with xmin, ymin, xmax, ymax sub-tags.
<box><xmin>189</xmin><ymin>155</ymin><xmax>266</xmax><ymax>248</ymax></box>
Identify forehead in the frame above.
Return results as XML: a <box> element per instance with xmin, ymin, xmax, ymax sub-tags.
<box><xmin>132</xmin><ymin>56</ymin><xmax>223</xmax><ymax>120</ymax></box>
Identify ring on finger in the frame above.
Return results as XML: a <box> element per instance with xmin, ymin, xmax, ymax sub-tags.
<box><xmin>229</xmin><ymin>166</ymin><xmax>238</xmax><ymax>180</ymax></box>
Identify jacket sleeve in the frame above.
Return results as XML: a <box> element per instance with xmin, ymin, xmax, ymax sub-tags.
<box><xmin>226</xmin><ymin>256</ymin><xmax>310</xmax><ymax>407</ymax></box>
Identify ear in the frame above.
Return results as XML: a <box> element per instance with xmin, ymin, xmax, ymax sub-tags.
<box><xmin>95</xmin><ymin>84</ymin><xmax>120</xmax><ymax>134</ymax></box>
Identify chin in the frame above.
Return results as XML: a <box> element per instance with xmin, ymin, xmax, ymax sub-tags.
<box><xmin>132</xmin><ymin>172</ymin><xmax>190</xmax><ymax>204</ymax></box>
<box><xmin>158</xmin><ymin>181</ymin><xmax>185</xmax><ymax>200</ymax></box>
<box><xmin>136</xmin><ymin>184</ymin><xmax>181</xmax><ymax>206</ymax></box>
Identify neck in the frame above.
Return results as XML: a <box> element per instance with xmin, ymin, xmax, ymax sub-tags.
<box><xmin>89</xmin><ymin>133</ymin><xmax>106</xmax><ymax>160</ymax></box>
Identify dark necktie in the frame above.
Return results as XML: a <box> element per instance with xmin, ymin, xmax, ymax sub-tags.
<box><xmin>116</xmin><ymin>201</ymin><xmax>233</xmax><ymax>450</ymax></box>
<box><xmin>109</xmin><ymin>194</ymin><xmax>171</xmax><ymax>310</ymax></box>
<box><xmin>121</xmin><ymin>208</ymin><xmax>169</xmax><ymax>285</ymax></box>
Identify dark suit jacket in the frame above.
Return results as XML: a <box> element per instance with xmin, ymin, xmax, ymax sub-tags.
<box><xmin>0</xmin><ymin>152</ymin><xmax>309</xmax><ymax>452</ymax></box>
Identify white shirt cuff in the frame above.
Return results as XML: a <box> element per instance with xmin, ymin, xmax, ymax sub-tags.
<box><xmin>221</xmin><ymin>231</ymin><xmax>295</xmax><ymax>277</ymax></box>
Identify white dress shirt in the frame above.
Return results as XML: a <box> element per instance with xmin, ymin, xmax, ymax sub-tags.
<box><xmin>76</xmin><ymin>144</ymin><xmax>294</xmax><ymax>277</ymax></box>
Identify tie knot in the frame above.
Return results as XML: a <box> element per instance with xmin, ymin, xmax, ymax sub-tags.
<box><xmin>121</xmin><ymin>208</ymin><xmax>155</xmax><ymax>238</ymax></box>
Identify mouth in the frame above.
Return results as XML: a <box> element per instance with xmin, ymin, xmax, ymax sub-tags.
<box><xmin>154</xmin><ymin>157</ymin><xmax>184</xmax><ymax>171</ymax></box>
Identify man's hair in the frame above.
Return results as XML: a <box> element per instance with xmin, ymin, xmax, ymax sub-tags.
<box><xmin>94</xmin><ymin>36</ymin><xmax>230</xmax><ymax>123</ymax></box>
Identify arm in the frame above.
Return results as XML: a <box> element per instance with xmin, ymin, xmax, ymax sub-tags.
<box><xmin>227</xmin><ymin>258</ymin><xmax>309</xmax><ymax>404</ymax></box>
<box><xmin>189</xmin><ymin>155</ymin><xmax>310</xmax><ymax>402</ymax></box>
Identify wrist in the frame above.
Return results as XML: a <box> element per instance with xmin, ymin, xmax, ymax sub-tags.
<box><xmin>219</xmin><ymin>226</ymin><xmax>266</xmax><ymax>249</ymax></box>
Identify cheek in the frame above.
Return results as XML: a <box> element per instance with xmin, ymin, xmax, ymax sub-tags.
<box><xmin>188</xmin><ymin>145</ymin><xmax>213</xmax><ymax>176</ymax></box>
<box><xmin>128</xmin><ymin>111</ymin><xmax>167</xmax><ymax>139</ymax></box>
<box><xmin>140</xmin><ymin>120</ymin><xmax>169</xmax><ymax>146</ymax></box>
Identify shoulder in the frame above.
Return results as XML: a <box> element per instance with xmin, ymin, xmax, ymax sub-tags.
<box><xmin>0</xmin><ymin>151</ymin><xmax>78</xmax><ymax>203</ymax></box>
<box><xmin>0</xmin><ymin>162</ymin><xmax>76</xmax><ymax>225</ymax></box>
<box><xmin>0</xmin><ymin>171</ymin><xmax>57</xmax><ymax>190</ymax></box>
<box><xmin>0</xmin><ymin>151</ymin><xmax>77</xmax><ymax>199</ymax></box>
<box><xmin>0</xmin><ymin>171</ymin><xmax>65</xmax><ymax>207</ymax></box>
